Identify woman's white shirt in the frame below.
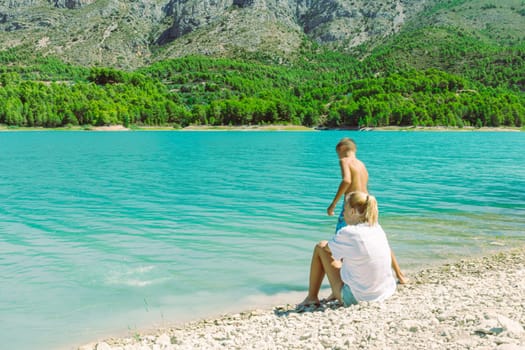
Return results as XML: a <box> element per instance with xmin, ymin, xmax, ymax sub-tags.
<box><xmin>328</xmin><ymin>223</ymin><xmax>396</xmax><ymax>302</ymax></box>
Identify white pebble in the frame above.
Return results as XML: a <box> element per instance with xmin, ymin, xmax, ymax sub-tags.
<box><xmin>95</xmin><ymin>342</ymin><xmax>112</xmax><ymax>350</ymax></box>
<box><xmin>155</xmin><ymin>334</ymin><xmax>171</xmax><ymax>347</ymax></box>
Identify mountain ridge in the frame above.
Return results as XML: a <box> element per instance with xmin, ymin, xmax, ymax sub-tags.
<box><xmin>0</xmin><ymin>0</ymin><xmax>436</xmax><ymax>68</ymax></box>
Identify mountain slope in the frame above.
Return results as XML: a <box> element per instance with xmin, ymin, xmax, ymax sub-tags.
<box><xmin>0</xmin><ymin>0</ymin><xmax>523</xmax><ymax>130</ymax></box>
<box><xmin>0</xmin><ymin>0</ymin><xmax>167</xmax><ymax>68</ymax></box>
<box><xmin>360</xmin><ymin>0</ymin><xmax>525</xmax><ymax>90</ymax></box>
<box><xmin>0</xmin><ymin>0</ymin><xmax>432</xmax><ymax>68</ymax></box>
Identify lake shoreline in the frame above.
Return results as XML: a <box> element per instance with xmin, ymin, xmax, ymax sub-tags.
<box><xmin>78</xmin><ymin>245</ymin><xmax>525</xmax><ymax>350</ymax></box>
<box><xmin>0</xmin><ymin>124</ymin><xmax>522</xmax><ymax>132</ymax></box>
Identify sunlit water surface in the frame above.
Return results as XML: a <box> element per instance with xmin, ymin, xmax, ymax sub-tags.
<box><xmin>0</xmin><ymin>131</ymin><xmax>524</xmax><ymax>350</ymax></box>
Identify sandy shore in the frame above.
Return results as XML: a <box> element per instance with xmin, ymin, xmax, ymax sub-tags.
<box><xmin>180</xmin><ymin>125</ymin><xmax>314</xmax><ymax>131</ymax></box>
<box><xmin>1</xmin><ymin>124</ymin><xmax>522</xmax><ymax>132</ymax></box>
<box><xmin>369</xmin><ymin>126</ymin><xmax>523</xmax><ymax>132</ymax></box>
<box><xmin>79</xmin><ymin>246</ymin><xmax>525</xmax><ymax>350</ymax></box>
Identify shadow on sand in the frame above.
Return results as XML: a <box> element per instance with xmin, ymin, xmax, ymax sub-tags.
<box><xmin>273</xmin><ymin>299</ymin><xmax>343</xmax><ymax>317</ymax></box>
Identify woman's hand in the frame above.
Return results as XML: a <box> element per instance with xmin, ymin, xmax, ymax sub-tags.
<box><xmin>331</xmin><ymin>259</ymin><xmax>342</xmax><ymax>269</ymax></box>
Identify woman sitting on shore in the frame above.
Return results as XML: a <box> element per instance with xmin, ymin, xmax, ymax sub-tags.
<box><xmin>298</xmin><ymin>191</ymin><xmax>397</xmax><ymax>308</ymax></box>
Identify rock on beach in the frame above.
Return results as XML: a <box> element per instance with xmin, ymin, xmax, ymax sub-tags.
<box><xmin>80</xmin><ymin>247</ymin><xmax>525</xmax><ymax>350</ymax></box>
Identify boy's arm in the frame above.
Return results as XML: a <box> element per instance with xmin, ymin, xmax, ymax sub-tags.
<box><xmin>327</xmin><ymin>160</ymin><xmax>352</xmax><ymax>216</ymax></box>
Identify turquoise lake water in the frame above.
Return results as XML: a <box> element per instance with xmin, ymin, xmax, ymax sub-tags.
<box><xmin>1</xmin><ymin>131</ymin><xmax>524</xmax><ymax>350</ymax></box>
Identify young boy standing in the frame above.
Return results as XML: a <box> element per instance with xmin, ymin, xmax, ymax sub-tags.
<box><xmin>327</xmin><ymin>138</ymin><xmax>369</xmax><ymax>232</ymax></box>
<box><xmin>327</xmin><ymin>138</ymin><xmax>407</xmax><ymax>285</ymax></box>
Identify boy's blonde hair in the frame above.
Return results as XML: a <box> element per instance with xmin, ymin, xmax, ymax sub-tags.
<box><xmin>336</xmin><ymin>138</ymin><xmax>357</xmax><ymax>153</ymax></box>
<box><xmin>346</xmin><ymin>191</ymin><xmax>378</xmax><ymax>226</ymax></box>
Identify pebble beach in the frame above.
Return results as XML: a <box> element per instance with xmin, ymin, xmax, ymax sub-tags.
<box><xmin>79</xmin><ymin>246</ymin><xmax>525</xmax><ymax>350</ymax></box>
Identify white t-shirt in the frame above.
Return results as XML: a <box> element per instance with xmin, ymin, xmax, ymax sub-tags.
<box><xmin>328</xmin><ymin>223</ymin><xmax>396</xmax><ymax>302</ymax></box>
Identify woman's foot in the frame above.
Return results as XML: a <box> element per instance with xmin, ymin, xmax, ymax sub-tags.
<box><xmin>296</xmin><ymin>297</ymin><xmax>320</xmax><ymax>312</ymax></box>
<box><xmin>320</xmin><ymin>293</ymin><xmax>337</xmax><ymax>304</ymax></box>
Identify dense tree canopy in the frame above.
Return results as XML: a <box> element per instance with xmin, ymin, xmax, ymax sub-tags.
<box><xmin>0</xmin><ymin>37</ymin><xmax>524</xmax><ymax>129</ymax></box>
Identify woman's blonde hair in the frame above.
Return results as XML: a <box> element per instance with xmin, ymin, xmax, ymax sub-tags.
<box><xmin>346</xmin><ymin>191</ymin><xmax>379</xmax><ymax>226</ymax></box>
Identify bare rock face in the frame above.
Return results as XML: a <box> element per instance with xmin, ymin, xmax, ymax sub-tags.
<box><xmin>0</xmin><ymin>0</ymin><xmax>433</xmax><ymax>68</ymax></box>
<box><xmin>159</xmin><ymin>0</ymin><xmax>427</xmax><ymax>49</ymax></box>
<box><xmin>0</xmin><ymin>0</ymin><xmax>95</xmax><ymax>9</ymax></box>
<box><xmin>0</xmin><ymin>0</ymin><xmax>40</xmax><ymax>8</ymax></box>
<box><xmin>158</xmin><ymin>0</ymin><xmax>232</xmax><ymax>44</ymax></box>
<box><xmin>51</xmin><ymin>0</ymin><xmax>96</xmax><ymax>9</ymax></box>
<box><xmin>232</xmin><ymin>0</ymin><xmax>255</xmax><ymax>7</ymax></box>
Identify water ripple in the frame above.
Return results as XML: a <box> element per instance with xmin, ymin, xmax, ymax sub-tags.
<box><xmin>0</xmin><ymin>131</ymin><xmax>524</xmax><ymax>350</ymax></box>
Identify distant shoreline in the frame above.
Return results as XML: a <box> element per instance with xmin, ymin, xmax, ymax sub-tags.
<box><xmin>0</xmin><ymin>124</ymin><xmax>522</xmax><ymax>132</ymax></box>
<box><xmin>366</xmin><ymin>125</ymin><xmax>523</xmax><ymax>132</ymax></box>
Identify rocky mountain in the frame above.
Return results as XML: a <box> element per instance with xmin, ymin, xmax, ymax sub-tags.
<box><xmin>0</xmin><ymin>0</ymin><xmax>436</xmax><ymax>68</ymax></box>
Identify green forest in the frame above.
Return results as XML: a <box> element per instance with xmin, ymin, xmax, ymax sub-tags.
<box><xmin>1</xmin><ymin>28</ymin><xmax>524</xmax><ymax>129</ymax></box>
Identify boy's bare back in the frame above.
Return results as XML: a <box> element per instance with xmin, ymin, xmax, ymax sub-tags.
<box><xmin>327</xmin><ymin>138</ymin><xmax>368</xmax><ymax>216</ymax></box>
<box><xmin>340</xmin><ymin>156</ymin><xmax>368</xmax><ymax>194</ymax></box>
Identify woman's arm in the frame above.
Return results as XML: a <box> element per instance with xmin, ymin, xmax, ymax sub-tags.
<box><xmin>390</xmin><ymin>249</ymin><xmax>408</xmax><ymax>284</ymax></box>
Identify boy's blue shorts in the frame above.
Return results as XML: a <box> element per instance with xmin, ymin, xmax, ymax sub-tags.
<box><xmin>335</xmin><ymin>208</ymin><xmax>347</xmax><ymax>233</ymax></box>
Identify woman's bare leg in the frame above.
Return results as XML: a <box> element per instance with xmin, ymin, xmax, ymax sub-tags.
<box><xmin>299</xmin><ymin>241</ymin><xmax>326</xmax><ymax>306</ymax></box>
<box><xmin>299</xmin><ymin>241</ymin><xmax>344</xmax><ymax>306</ymax></box>
<box><xmin>317</xmin><ymin>242</ymin><xmax>344</xmax><ymax>302</ymax></box>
